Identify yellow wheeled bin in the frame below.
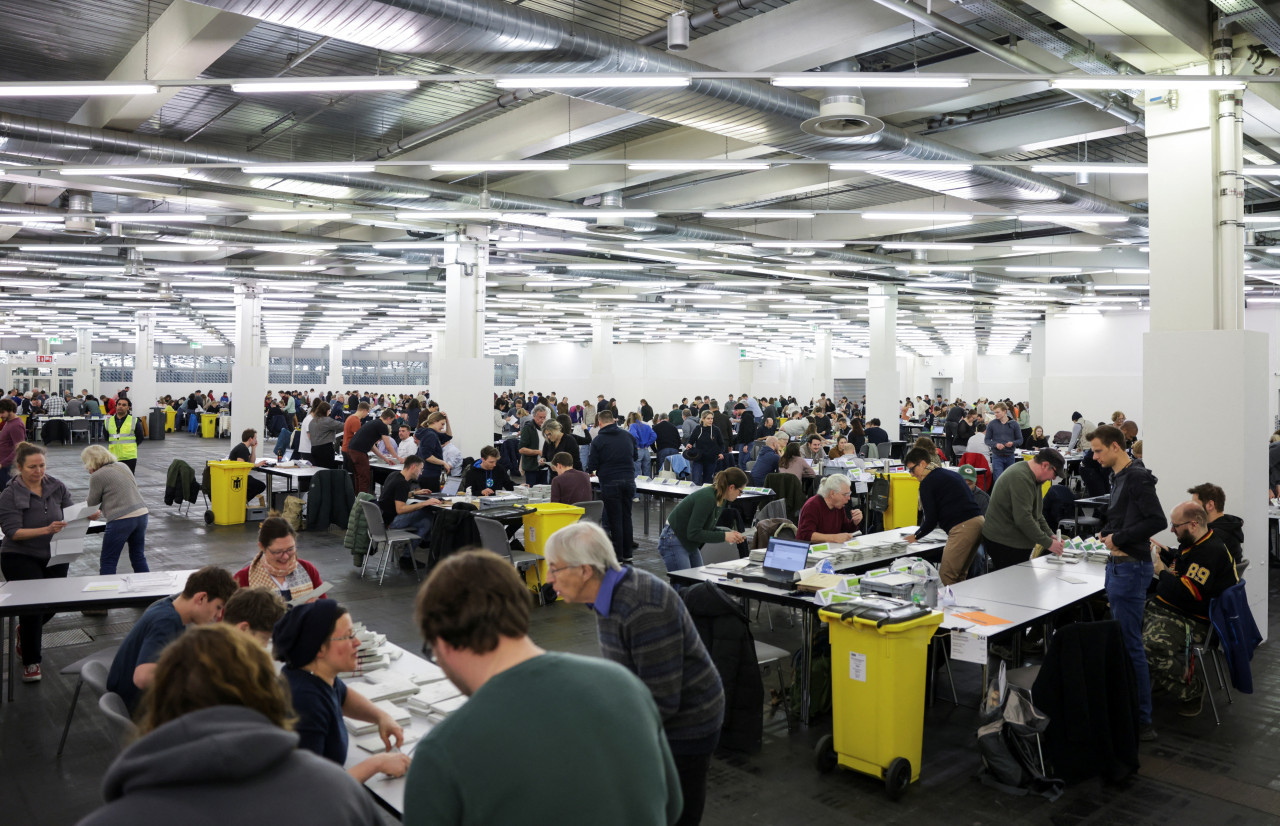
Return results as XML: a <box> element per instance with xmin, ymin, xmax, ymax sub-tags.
<box><xmin>814</xmin><ymin>602</ymin><xmax>944</xmax><ymax>799</ymax></box>
<box><xmin>164</xmin><ymin>408</ymin><xmax>176</xmax><ymax>432</ymax></box>
<box><xmin>207</xmin><ymin>460</ymin><xmax>255</xmax><ymax>525</ymax></box>
<box><xmin>521</xmin><ymin>503</ymin><xmax>584</xmax><ymax>598</ymax></box>
<box><xmin>880</xmin><ymin>472</ymin><xmax>921</xmax><ymax>530</ymax></box>
<box><xmin>200</xmin><ymin>413</ymin><xmax>217</xmax><ymax>438</ymax></box>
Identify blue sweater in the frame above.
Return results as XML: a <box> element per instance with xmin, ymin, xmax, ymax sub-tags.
<box><xmin>750</xmin><ymin>447</ymin><xmax>780</xmax><ymax>486</ymax></box>
<box><xmin>984</xmin><ymin>417</ymin><xmax>1023</xmax><ymax>457</ymax></box>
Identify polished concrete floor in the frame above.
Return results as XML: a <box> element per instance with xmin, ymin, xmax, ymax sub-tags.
<box><xmin>2</xmin><ymin>434</ymin><xmax>1279</xmax><ymax>824</ymax></box>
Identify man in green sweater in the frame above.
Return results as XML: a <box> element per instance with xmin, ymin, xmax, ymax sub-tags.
<box><xmin>980</xmin><ymin>448</ymin><xmax>1066</xmax><ymax>570</ymax></box>
<box><xmin>407</xmin><ymin>550</ymin><xmax>682</xmax><ymax>826</ymax></box>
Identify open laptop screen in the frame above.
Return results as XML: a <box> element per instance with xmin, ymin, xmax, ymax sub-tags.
<box><xmin>764</xmin><ymin>537</ymin><xmax>810</xmax><ymax>572</ymax></box>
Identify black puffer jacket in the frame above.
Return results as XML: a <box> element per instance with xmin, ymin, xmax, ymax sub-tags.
<box><xmin>681</xmin><ymin>582</ymin><xmax>764</xmax><ymax>753</ymax></box>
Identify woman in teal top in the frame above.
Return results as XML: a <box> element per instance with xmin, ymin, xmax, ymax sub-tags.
<box><xmin>658</xmin><ymin>467</ymin><xmax>748</xmax><ymax>571</ymax></box>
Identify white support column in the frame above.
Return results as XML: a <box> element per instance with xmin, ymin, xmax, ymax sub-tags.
<box><xmin>74</xmin><ymin>326</ymin><xmax>98</xmax><ymax>398</ymax></box>
<box><xmin>1143</xmin><ymin>82</ymin><xmax>1268</xmax><ymax>635</ymax></box>
<box><xmin>960</xmin><ymin>346</ymin><xmax>979</xmax><ymax>403</ymax></box>
<box><xmin>589</xmin><ymin>313</ymin><xmax>615</xmax><ymax>400</ymax></box>
<box><xmin>1026</xmin><ymin>323</ymin><xmax>1046</xmax><ymax>426</ymax></box>
<box><xmin>434</xmin><ymin>225</ymin><xmax>493</xmax><ymax>460</ymax></box>
<box><xmin>231</xmin><ymin>282</ymin><xmax>269</xmax><ymax>447</ymax></box>
<box><xmin>429</xmin><ymin>330</ymin><xmax>446</xmax><ymax>396</ymax></box>
<box><xmin>812</xmin><ymin>328</ymin><xmax>833</xmax><ymax>403</ymax></box>
<box><xmin>327</xmin><ymin>343</ymin><xmax>343</xmax><ymax>391</ymax></box>
<box><xmin>866</xmin><ymin>284</ymin><xmax>899</xmax><ymax>428</ymax></box>
<box><xmin>133</xmin><ymin>312</ymin><xmax>158</xmax><ymax>411</ymax></box>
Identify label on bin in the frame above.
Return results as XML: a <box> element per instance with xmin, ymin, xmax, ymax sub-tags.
<box><xmin>848</xmin><ymin>651</ymin><xmax>867</xmax><ymax>682</ymax></box>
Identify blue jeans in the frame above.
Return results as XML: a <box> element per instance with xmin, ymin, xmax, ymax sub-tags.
<box><xmin>990</xmin><ymin>452</ymin><xmax>1017</xmax><ymax>483</ymax></box>
<box><xmin>600</xmin><ymin>479</ymin><xmax>635</xmax><ymax>562</ymax></box>
<box><xmin>658</xmin><ymin>525</ymin><xmax>703</xmax><ymax>572</ymax></box>
<box><xmin>737</xmin><ymin>445</ymin><xmax>752</xmax><ymax>469</ymax></box>
<box><xmin>100</xmin><ymin>513</ymin><xmax>149</xmax><ymax>575</ymax></box>
<box><xmin>1106</xmin><ymin>557</ymin><xmax>1154</xmax><ymax>724</ymax></box>
<box><xmin>634</xmin><ymin>449</ymin><xmax>651</xmax><ymax>478</ymax></box>
<box><xmin>656</xmin><ymin>448</ymin><xmax>679</xmax><ymax>473</ymax></box>
<box><xmin>390</xmin><ymin>508</ymin><xmax>435</xmax><ymax>553</ymax></box>
<box><xmin>691</xmin><ymin>459</ymin><xmax>718</xmax><ymax>485</ymax></box>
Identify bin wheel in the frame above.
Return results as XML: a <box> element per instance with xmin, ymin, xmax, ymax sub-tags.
<box><xmin>813</xmin><ymin>734</ymin><xmax>837</xmax><ymax>774</ymax></box>
<box><xmin>204</xmin><ymin>510</ymin><xmax>214</xmax><ymax>525</ymax></box>
<box><xmin>885</xmin><ymin>757</ymin><xmax>911</xmax><ymax>800</ymax></box>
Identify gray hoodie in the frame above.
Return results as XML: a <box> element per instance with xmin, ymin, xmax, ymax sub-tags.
<box><xmin>76</xmin><ymin>706</ymin><xmax>379</xmax><ymax>826</ymax></box>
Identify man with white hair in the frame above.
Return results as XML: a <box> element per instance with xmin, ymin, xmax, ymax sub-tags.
<box><xmin>518</xmin><ymin>404</ymin><xmax>551</xmax><ymax>485</ymax></box>
<box><xmin>750</xmin><ymin>435</ymin><xmax>781</xmax><ymax>486</ymax></box>
<box><xmin>545</xmin><ymin>522</ymin><xmax>724</xmax><ymax>826</ymax></box>
<box><xmin>797</xmin><ymin>474</ymin><xmax>863</xmax><ymax>543</ymax></box>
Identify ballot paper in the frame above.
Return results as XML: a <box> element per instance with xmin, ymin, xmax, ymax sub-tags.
<box><xmin>48</xmin><ymin>502</ymin><xmax>93</xmax><ymax>567</ymax></box>
<box><xmin>287</xmin><ymin>581</ymin><xmax>332</xmax><ymax>606</ymax></box>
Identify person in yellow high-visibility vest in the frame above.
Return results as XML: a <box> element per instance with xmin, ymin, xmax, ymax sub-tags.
<box><xmin>106</xmin><ymin>398</ymin><xmax>142</xmax><ymax>474</ymax></box>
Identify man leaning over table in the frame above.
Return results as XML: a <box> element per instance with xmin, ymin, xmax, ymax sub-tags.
<box><xmin>979</xmin><ymin>448</ymin><xmax>1065</xmax><ymax>571</ymax></box>
<box><xmin>796</xmin><ymin>474</ymin><xmax>863</xmax><ymax>544</ymax></box>
<box><xmin>902</xmin><ymin>447</ymin><xmax>984</xmax><ymax>585</ymax></box>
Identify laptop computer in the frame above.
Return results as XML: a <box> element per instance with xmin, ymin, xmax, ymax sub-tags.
<box><xmin>737</xmin><ymin>537</ymin><xmax>811</xmax><ymax>586</ymax></box>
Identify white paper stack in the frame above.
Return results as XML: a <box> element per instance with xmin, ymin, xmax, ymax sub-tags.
<box><xmin>343</xmin><ymin>717</ymin><xmax>379</xmax><ymax>735</ymax></box>
<box><xmin>410</xmin><ymin>663</ymin><xmax>449</xmax><ymax>685</ymax></box>
<box><xmin>354</xmin><ymin>729</ymin><xmax>420</xmax><ymax>754</ymax></box>
<box><xmin>408</xmin><ymin>682</ymin><xmax>462</xmax><ymax>715</ymax></box>
<box><xmin>346</xmin><ymin>672</ymin><xmax>419</xmax><ymax>703</ymax></box>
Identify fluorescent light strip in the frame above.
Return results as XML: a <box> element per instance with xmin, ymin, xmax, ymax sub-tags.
<box><xmin>0</xmin><ymin>215</ymin><xmax>63</xmax><ymax>223</ymax></box>
<box><xmin>831</xmin><ymin>162</ymin><xmax>972</xmax><ymax>172</ymax></box>
<box><xmin>702</xmin><ymin>210</ymin><xmax>815</xmax><ymax>219</ymax></box>
<box><xmin>495</xmin><ymin>75</ymin><xmax>689</xmax><ymax>89</ymax></box>
<box><xmin>396</xmin><ymin>211</ymin><xmax>502</xmax><ymax>221</ymax></box>
<box><xmin>370</xmin><ymin>241</ymin><xmax>458</xmax><ymax>249</ymax></box>
<box><xmin>880</xmin><ymin>242</ymin><xmax>973</xmax><ymax>251</ymax></box>
<box><xmin>751</xmin><ymin>241</ymin><xmax>846</xmax><ymax>248</ymax></box>
<box><xmin>1018</xmin><ymin>214</ymin><xmax>1131</xmax><ymax>223</ymax></box>
<box><xmin>627</xmin><ymin>161</ymin><xmax>770</xmax><ymax>171</ymax></box>
<box><xmin>563</xmin><ymin>264</ymin><xmax>644</xmax><ymax>270</ymax></box>
<box><xmin>771</xmin><ymin>74</ymin><xmax>969</xmax><ymax>88</ymax></box>
<box><xmin>248</xmin><ymin>211</ymin><xmax>352</xmax><ymax>221</ymax></box>
<box><xmin>896</xmin><ymin>266</ymin><xmax>973</xmax><ymax>272</ymax></box>
<box><xmin>252</xmin><ymin>244</ymin><xmax>337</xmax><ymax>252</ymax></box>
<box><xmin>1242</xmin><ymin>215</ymin><xmax>1280</xmax><ymax>223</ymax></box>
<box><xmin>546</xmin><ymin>210</ymin><xmax>657</xmax><ymax>219</ymax></box>
<box><xmin>231</xmin><ymin>79</ymin><xmax>419</xmax><ymax>94</ymax></box>
<box><xmin>862</xmin><ymin>212</ymin><xmax>972</xmax><ymax>221</ymax></box>
<box><xmin>134</xmin><ymin>245</ymin><xmax>221</xmax><ymax>253</ymax></box>
<box><xmin>19</xmin><ymin>245</ymin><xmax>102</xmax><ymax>252</ymax></box>
<box><xmin>0</xmin><ymin>83</ymin><xmax>158</xmax><ymax>97</ymax></box>
<box><xmin>1030</xmin><ymin>164</ymin><xmax>1147</xmax><ymax>175</ymax></box>
<box><xmin>106</xmin><ymin>213</ymin><xmax>208</xmax><ymax>222</ymax></box>
<box><xmin>1010</xmin><ymin>245</ymin><xmax>1102</xmax><ymax>252</ymax></box>
<box><xmin>1004</xmin><ymin>266</ymin><xmax>1082</xmax><ymax>273</ymax></box>
<box><xmin>1052</xmin><ymin>77</ymin><xmax>1245</xmax><ymax>91</ymax></box>
<box><xmin>495</xmin><ymin>242</ymin><xmax>590</xmax><ymax>250</ymax></box>
<box><xmin>242</xmin><ymin>164</ymin><xmax>375</xmax><ymax>174</ymax></box>
<box><xmin>429</xmin><ymin>162</ymin><xmax>569</xmax><ymax>172</ymax></box>
<box><xmin>62</xmin><ymin>166</ymin><xmax>190</xmax><ymax>177</ymax></box>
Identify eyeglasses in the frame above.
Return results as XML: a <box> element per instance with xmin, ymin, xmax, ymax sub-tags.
<box><xmin>330</xmin><ymin>633</ymin><xmax>357</xmax><ymax>643</ymax></box>
<box><xmin>264</xmin><ymin>546</ymin><xmax>296</xmax><ymax>558</ymax></box>
<box><xmin>546</xmin><ymin>563</ymin><xmax>581</xmax><ymax>577</ymax></box>
<box><xmin>1170</xmin><ymin>520</ymin><xmax>1195</xmax><ymax>531</ymax></box>
<box><xmin>420</xmin><ymin>640</ymin><xmax>436</xmax><ymax>664</ymax></box>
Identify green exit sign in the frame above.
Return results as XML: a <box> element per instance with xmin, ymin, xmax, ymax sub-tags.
<box><xmin>48</xmin><ymin>337</ymin><xmax>61</xmax><ymax>344</ymax></box>
<box><xmin>190</xmin><ymin>342</ymin><xmax>203</xmax><ymax>349</ymax></box>
<box><xmin>740</xmin><ymin>348</ymin><xmax>746</xmax><ymax>358</ymax></box>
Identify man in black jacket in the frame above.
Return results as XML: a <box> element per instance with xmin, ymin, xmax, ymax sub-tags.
<box><xmin>586</xmin><ymin>410</ymin><xmax>639</xmax><ymax>563</ymax></box>
<box><xmin>1187</xmin><ymin>482</ymin><xmax>1244</xmax><ymax>563</ymax></box>
<box><xmin>1092</xmin><ymin>424</ymin><xmax>1167</xmax><ymax>741</ymax></box>
<box><xmin>653</xmin><ymin>413</ymin><xmax>682</xmax><ymax>472</ymax></box>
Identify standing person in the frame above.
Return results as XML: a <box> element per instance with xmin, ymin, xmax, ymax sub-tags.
<box><xmin>627</xmin><ymin>413</ymin><xmax>657</xmax><ymax>477</ymax></box>
<box><xmin>345</xmin><ymin>409</ymin><xmax>398</xmax><ymax>495</ymax></box>
<box><xmin>106</xmin><ymin>565</ymin><xmax>237</xmax><ymax>713</ymax></box>
<box><xmin>586</xmin><ymin>410</ymin><xmax>639</xmax><ymax>564</ymax></box>
<box><xmin>82</xmin><ymin>445</ymin><xmax>150</xmax><ymax>575</ymax></box>
<box><xmin>518</xmin><ymin>404</ymin><xmax>551</xmax><ymax>485</ymax></box>
<box><xmin>684</xmin><ymin>409</ymin><xmax>726</xmax><ymax>486</ymax></box>
<box><xmin>405</xmin><ymin>550</ymin><xmax>681</xmax><ymax>826</ymax></box>
<box><xmin>271</xmin><ymin>601</ymin><xmax>411</xmax><ymax>782</ymax></box>
<box><xmin>77</xmin><ymin>624</ymin><xmax>381</xmax><ymax>826</ymax></box>
<box><xmin>296</xmin><ymin>402</ymin><xmax>315</xmax><ymax>462</ymax></box>
<box><xmin>656</xmin><ymin>468</ymin><xmax>748</xmax><ymax>571</ymax></box>
<box><xmin>653</xmin><ymin>412</ymin><xmax>682</xmax><ymax>472</ymax></box>
<box><xmin>0</xmin><ymin>442</ymin><xmax>84</xmax><ymax>682</ymax></box>
<box><xmin>546</xmin><ymin>522</ymin><xmax>724</xmax><ymax>826</ymax></box>
<box><xmin>984</xmin><ymin>402</ymin><xmax>1022</xmax><ymax>483</ymax></box>
<box><xmin>1091</xmin><ymin>424</ymin><xmax>1166</xmax><ymax>741</ymax></box>
<box><xmin>735</xmin><ymin>410</ymin><xmax>757</xmax><ymax>470</ymax></box>
<box><xmin>542</xmin><ymin>420</ymin><xmax>581</xmax><ymax>473</ymax></box>
<box><xmin>0</xmin><ymin>398</ymin><xmax>25</xmax><ymax>490</ymax></box>
<box><xmin>341</xmin><ymin>402</ymin><xmax>370</xmax><ymax>468</ymax></box>
<box><xmin>306</xmin><ymin>401</ymin><xmax>341</xmax><ymax>469</ymax></box>
<box><xmin>414</xmin><ymin>412</ymin><xmax>451</xmax><ymax>494</ymax></box>
<box><xmin>105</xmin><ymin>397</ymin><xmax>142</xmax><ymax>473</ymax></box>
<box><xmin>979</xmin><ymin>448</ymin><xmax>1065</xmax><ymax>570</ymax></box>
<box><xmin>901</xmin><ymin>448</ymin><xmax>984</xmax><ymax>585</ymax></box>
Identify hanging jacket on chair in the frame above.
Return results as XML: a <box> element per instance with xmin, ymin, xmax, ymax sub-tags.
<box><xmin>1210</xmin><ymin>579</ymin><xmax>1262</xmax><ymax>693</ymax></box>
<box><xmin>425</xmin><ymin>503</ymin><xmax>482</xmax><ymax>569</ymax></box>
<box><xmin>681</xmin><ymin>581</ymin><xmax>764</xmax><ymax>753</ymax></box>
<box><xmin>342</xmin><ymin>492</ymin><xmax>376</xmax><ymax>563</ymax></box>
<box><xmin>163</xmin><ymin>460</ymin><xmax>200</xmax><ymax>506</ymax></box>
<box><xmin>309</xmin><ymin>469</ymin><xmax>356</xmax><ymax>532</ymax></box>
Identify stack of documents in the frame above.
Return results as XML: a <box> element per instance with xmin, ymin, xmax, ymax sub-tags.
<box><xmin>407</xmin><ymin>681</ymin><xmax>464</xmax><ymax>719</ymax></box>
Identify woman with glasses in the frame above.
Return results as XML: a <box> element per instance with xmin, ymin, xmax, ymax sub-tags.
<box><xmin>233</xmin><ymin>517</ymin><xmax>324</xmax><ymax>603</ymax></box>
<box><xmin>272</xmin><ymin>601</ymin><xmax>410</xmax><ymax>783</ymax></box>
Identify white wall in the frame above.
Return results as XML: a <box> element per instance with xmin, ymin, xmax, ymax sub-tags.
<box><xmin>1041</xmin><ymin>310</ymin><xmax>1148</xmax><ymax>437</ymax></box>
<box><xmin>1245</xmin><ymin>305</ymin><xmax>1280</xmax><ymax>430</ymax></box>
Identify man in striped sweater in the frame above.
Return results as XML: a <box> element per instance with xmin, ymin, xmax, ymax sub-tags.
<box><xmin>546</xmin><ymin>522</ymin><xmax>725</xmax><ymax>826</ymax></box>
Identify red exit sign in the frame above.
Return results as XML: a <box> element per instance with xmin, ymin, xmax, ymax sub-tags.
<box><xmin>36</xmin><ymin>355</ymin><xmax>53</xmax><ymax>363</ymax></box>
